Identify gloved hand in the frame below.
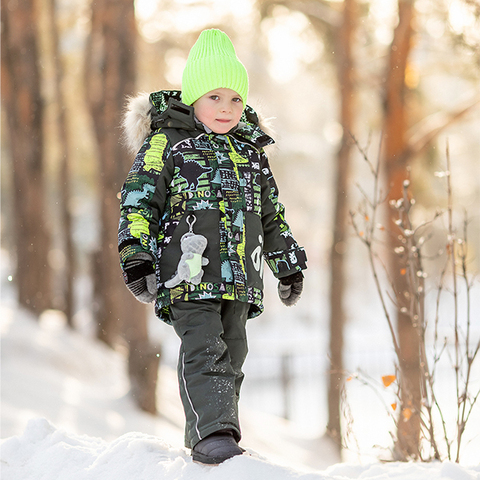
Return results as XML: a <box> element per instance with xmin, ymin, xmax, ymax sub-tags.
<box><xmin>123</xmin><ymin>255</ymin><xmax>157</xmax><ymax>304</ymax></box>
<box><xmin>278</xmin><ymin>271</ymin><xmax>304</xmax><ymax>307</ymax></box>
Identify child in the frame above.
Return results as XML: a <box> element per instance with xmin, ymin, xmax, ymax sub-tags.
<box><xmin>118</xmin><ymin>29</ymin><xmax>307</xmax><ymax>465</ymax></box>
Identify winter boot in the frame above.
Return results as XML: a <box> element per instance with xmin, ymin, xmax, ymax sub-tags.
<box><xmin>192</xmin><ymin>431</ymin><xmax>243</xmax><ymax>465</ymax></box>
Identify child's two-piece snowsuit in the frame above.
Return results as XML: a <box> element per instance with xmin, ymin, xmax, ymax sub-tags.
<box><xmin>118</xmin><ymin>89</ymin><xmax>307</xmax><ymax>449</ymax></box>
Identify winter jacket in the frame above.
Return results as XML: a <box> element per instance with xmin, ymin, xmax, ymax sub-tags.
<box><xmin>118</xmin><ymin>90</ymin><xmax>307</xmax><ymax>323</ymax></box>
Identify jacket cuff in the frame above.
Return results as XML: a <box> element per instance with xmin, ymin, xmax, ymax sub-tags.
<box><xmin>119</xmin><ymin>240</ymin><xmax>155</xmax><ymax>268</ymax></box>
<box><xmin>123</xmin><ymin>258</ymin><xmax>155</xmax><ymax>284</ymax></box>
<box><xmin>264</xmin><ymin>247</ymin><xmax>307</xmax><ymax>278</ymax></box>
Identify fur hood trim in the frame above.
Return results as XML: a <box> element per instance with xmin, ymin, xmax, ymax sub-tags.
<box><xmin>122</xmin><ymin>92</ymin><xmax>153</xmax><ymax>155</ymax></box>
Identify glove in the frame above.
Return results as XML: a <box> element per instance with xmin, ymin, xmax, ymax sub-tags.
<box><xmin>123</xmin><ymin>256</ymin><xmax>157</xmax><ymax>304</ymax></box>
<box><xmin>278</xmin><ymin>271</ymin><xmax>304</xmax><ymax>307</ymax></box>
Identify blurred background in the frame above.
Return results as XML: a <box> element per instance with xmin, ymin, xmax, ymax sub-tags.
<box><xmin>1</xmin><ymin>0</ymin><xmax>479</xmax><ymax>466</ymax></box>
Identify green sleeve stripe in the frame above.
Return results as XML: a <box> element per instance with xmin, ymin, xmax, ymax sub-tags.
<box><xmin>144</xmin><ymin>134</ymin><xmax>168</xmax><ymax>173</ymax></box>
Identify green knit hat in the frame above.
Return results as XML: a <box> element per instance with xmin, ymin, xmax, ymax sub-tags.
<box><xmin>181</xmin><ymin>29</ymin><xmax>249</xmax><ymax>108</ymax></box>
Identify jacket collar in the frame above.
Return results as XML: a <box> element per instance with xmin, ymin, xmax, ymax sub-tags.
<box><xmin>149</xmin><ymin>90</ymin><xmax>274</xmax><ymax>148</ymax></box>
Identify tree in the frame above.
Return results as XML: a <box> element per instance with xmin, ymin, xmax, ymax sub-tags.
<box><xmin>326</xmin><ymin>0</ymin><xmax>357</xmax><ymax>452</ymax></box>
<box><xmin>84</xmin><ymin>0</ymin><xmax>159</xmax><ymax>414</ymax></box>
<box><xmin>44</xmin><ymin>0</ymin><xmax>76</xmax><ymax>326</ymax></box>
<box><xmin>380</xmin><ymin>0</ymin><xmax>479</xmax><ymax>459</ymax></box>
<box><xmin>1</xmin><ymin>0</ymin><xmax>52</xmax><ymax>315</ymax></box>
<box><xmin>380</xmin><ymin>0</ymin><xmax>421</xmax><ymax>459</ymax></box>
<box><xmin>258</xmin><ymin>0</ymin><xmax>357</xmax><ymax>454</ymax></box>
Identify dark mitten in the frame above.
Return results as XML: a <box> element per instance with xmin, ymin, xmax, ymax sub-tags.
<box><xmin>123</xmin><ymin>256</ymin><xmax>157</xmax><ymax>304</ymax></box>
<box><xmin>278</xmin><ymin>271</ymin><xmax>304</xmax><ymax>307</ymax></box>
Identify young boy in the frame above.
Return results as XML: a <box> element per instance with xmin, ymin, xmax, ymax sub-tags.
<box><xmin>118</xmin><ymin>29</ymin><xmax>307</xmax><ymax>464</ymax></box>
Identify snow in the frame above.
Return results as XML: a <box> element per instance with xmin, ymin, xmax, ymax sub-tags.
<box><xmin>1</xmin><ymin>273</ymin><xmax>480</xmax><ymax>479</ymax></box>
<box><xmin>1</xmin><ymin>419</ymin><xmax>479</xmax><ymax>480</ymax></box>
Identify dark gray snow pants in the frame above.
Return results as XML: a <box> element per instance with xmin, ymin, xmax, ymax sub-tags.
<box><xmin>169</xmin><ymin>299</ymin><xmax>250</xmax><ymax>449</ymax></box>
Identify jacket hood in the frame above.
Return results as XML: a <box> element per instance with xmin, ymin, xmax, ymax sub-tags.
<box><xmin>122</xmin><ymin>89</ymin><xmax>274</xmax><ymax>155</ymax></box>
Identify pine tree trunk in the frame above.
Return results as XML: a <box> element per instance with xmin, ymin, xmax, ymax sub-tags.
<box><xmin>382</xmin><ymin>0</ymin><xmax>422</xmax><ymax>460</ymax></box>
<box><xmin>85</xmin><ymin>0</ymin><xmax>137</xmax><ymax>345</ymax></box>
<box><xmin>84</xmin><ymin>0</ymin><xmax>159</xmax><ymax>413</ymax></box>
<box><xmin>1</xmin><ymin>0</ymin><xmax>52</xmax><ymax>315</ymax></box>
<box><xmin>47</xmin><ymin>0</ymin><xmax>76</xmax><ymax>326</ymax></box>
<box><xmin>327</xmin><ymin>0</ymin><xmax>356</xmax><ymax>454</ymax></box>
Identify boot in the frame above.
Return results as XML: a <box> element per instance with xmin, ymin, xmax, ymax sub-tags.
<box><xmin>192</xmin><ymin>431</ymin><xmax>243</xmax><ymax>465</ymax></box>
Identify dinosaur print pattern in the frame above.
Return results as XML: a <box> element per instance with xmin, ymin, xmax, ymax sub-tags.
<box><xmin>174</xmin><ymin>152</ymin><xmax>213</xmax><ymax>190</ymax></box>
<box><xmin>118</xmin><ymin>90</ymin><xmax>307</xmax><ymax>324</ymax></box>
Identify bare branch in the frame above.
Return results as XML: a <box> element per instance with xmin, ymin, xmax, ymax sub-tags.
<box><xmin>405</xmin><ymin>99</ymin><xmax>480</xmax><ymax>160</ymax></box>
<box><xmin>350</xmin><ymin>135</ymin><xmax>479</xmax><ymax>462</ymax></box>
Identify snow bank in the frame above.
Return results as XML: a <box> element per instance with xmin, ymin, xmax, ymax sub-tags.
<box><xmin>1</xmin><ymin>277</ymin><xmax>479</xmax><ymax>479</ymax></box>
<box><xmin>2</xmin><ymin>418</ymin><xmax>479</xmax><ymax>480</ymax></box>
<box><xmin>2</xmin><ymin>418</ymin><xmax>316</xmax><ymax>480</ymax></box>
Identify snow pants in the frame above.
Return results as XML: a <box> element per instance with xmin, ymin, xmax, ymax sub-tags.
<box><xmin>169</xmin><ymin>299</ymin><xmax>250</xmax><ymax>449</ymax></box>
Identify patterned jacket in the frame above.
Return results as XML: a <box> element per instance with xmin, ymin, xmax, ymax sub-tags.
<box><xmin>118</xmin><ymin>90</ymin><xmax>307</xmax><ymax>323</ymax></box>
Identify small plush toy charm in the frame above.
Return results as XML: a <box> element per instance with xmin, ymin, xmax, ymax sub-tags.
<box><xmin>165</xmin><ymin>215</ymin><xmax>209</xmax><ymax>288</ymax></box>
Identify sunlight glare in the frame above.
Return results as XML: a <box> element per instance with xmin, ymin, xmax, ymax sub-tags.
<box><xmin>135</xmin><ymin>0</ymin><xmax>157</xmax><ymax>22</ymax></box>
<box><xmin>262</xmin><ymin>6</ymin><xmax>320</xmax><ymax>84</ymax></box>
<box><xmin>135</xmin><ymin>0</ymin><xmax>254</xmax><ymax>42</ymax></box>
<box><xmin>323</xmin><ymin>121</ymin><xmax>343</xmax><ymax>145</ymax></box>
<box><xmin>426</xmin><ymin>18</ymin><xmax>445</xmax><ymax>39</ymax></box>
<box><xmin>370</xmin><ymin>0</ymin><xmax>397</xmax><ymax>45</ymax></box>
<box><xmin>165</xmin><ymin>49</ymin><xmax>187</xmax><ymax>87</ymax></box>
<box><xmin>448</xmin><ymin>0</ymin><xmax>476</xmax><ymax>34</ymax></box>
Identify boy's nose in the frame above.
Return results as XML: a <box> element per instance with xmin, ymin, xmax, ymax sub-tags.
<box><xmin>220</xmin><ymin>101</ymin><xmax>231</xmax><ymax>113</ymax></box>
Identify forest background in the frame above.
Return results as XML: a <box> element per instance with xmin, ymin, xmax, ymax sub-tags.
<box><xmin>1</xmin><ymin>0</ymin><xmax>479</xmax><ymax>466</ymax></box>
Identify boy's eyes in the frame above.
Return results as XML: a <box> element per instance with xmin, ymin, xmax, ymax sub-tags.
<box><xmin>208</xmin><ymin>95</ymin><xmax>242</xmax><ymax>103</ymax></box>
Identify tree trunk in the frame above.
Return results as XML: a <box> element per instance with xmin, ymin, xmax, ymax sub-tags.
<box><xmin>85</xmin><ymin>0</ymin><xmax>137</xmax><ymax>345</ymax></box>
<box><xmin>84</xmin><ymin>0</ymin><xmax>159</xmax><ymax>413</ymax></box>
<box><xmin>1</xmin><ymin>0</ymin><xmax>52</xmax><ymax>315</ymax></box>
<box><xmin>381</xmin><ymin>0</ymin><xmax>422</xmax><ymax>460</ymax></box>
<box><xmin>46</xmin><ymin>0</ymin><xmax>76</xmax><ymax>327</ymax></box>
<box><xmin>258</xmin><ymin>0</ymin><xmax>356</xmax><ymax>453</ymax></box>
<box><xmin>326</xmin><ymin>0</ymin><xmax>356</xmax><ymax>454</ymax></box>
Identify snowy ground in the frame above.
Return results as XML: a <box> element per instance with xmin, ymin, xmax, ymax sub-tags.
<box><xmin>2</xmin><ymin>242</ymin><xmax>480</xmax><ymax>479</ymax></box>
<box><xmin>1</xmin><ymin>298</ymin><xmax>480</xmax><ymax>479</ymax></box>
<box><xmin>2</xmin><ymin>418</ymin><xmax>479</xmax><ymax>480</ymax></box>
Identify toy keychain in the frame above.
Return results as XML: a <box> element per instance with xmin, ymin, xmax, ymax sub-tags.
<box><xmin>164</xmin><ymin>214</ymin><xmax>209</xmax><ymax>288</ymax></box>
<box><xmin>185</xmin><ymin>214</ymin><xmax>196</xmax><ymax>236</ymax></box>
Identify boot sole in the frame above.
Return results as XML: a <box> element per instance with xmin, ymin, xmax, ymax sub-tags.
<box><xmin>192</xmin><ymin>450</ymin><xmax>243</xmax><ymax>465</ymax></box>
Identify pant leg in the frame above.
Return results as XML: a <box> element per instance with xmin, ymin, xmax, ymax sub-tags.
<box><xmin>169</xmin><ymin>299</ymin><xmax>249</xmax><ymax>449</ymax></box>
<box><xmin>220</xmin><ymin>300</ymin><xmax>249</xmax><ymax>401</ymax></box>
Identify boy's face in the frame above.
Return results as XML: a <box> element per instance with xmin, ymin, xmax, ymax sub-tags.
<box><xmin>193</xmin><ymin>88</ymin><xmax>244</xmax><ymax>134</ymax></box>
